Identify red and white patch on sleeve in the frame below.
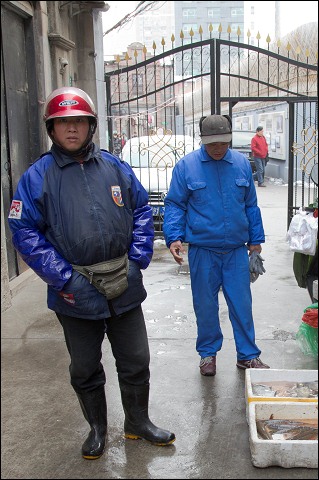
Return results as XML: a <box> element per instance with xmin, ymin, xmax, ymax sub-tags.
<box><xmin>59</xmin><ymin>292</ymin><xmax>75</xmax><ymax>305</ymax></box>
<box><xmin>9</xmin><ymin>200</ymin><xmax>23</xmax><ymax>219</ymax></box>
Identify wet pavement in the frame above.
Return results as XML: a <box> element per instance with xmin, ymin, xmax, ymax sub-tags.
<box><xmin>1</xmin><ymin>181</ymin><xmax>318</xmax><ymax>479</ymax></box>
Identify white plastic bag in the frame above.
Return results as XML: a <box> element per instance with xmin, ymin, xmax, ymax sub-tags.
<box><xmin>286</xmin><ymin>208</ymin><xmax>318</xmax><ymax>256</ymax></box>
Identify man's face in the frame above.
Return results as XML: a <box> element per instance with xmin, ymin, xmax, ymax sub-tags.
<box><xmin>257</xmin><ymin>129</ymin><xmax>264</xmax><ymax>136</ymax></box>
<box><xmin>51</xmin><ymin>116</ymin><xmax>90</xmax><ymax>151</ymax></box>
<box><xmin>205</xmin><ymin>142</ymin><xmax>230</xmax><ymax>160</ymax></box>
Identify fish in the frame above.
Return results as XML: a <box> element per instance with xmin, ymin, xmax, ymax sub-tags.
<box><xmin>252</xmin><ymin>383</ymin><xmax>276</xmax><ymax>397</ymax></box>
<box><xmin>252</xmin><ymin>380</ymin><xmax>318</xmax><ymax>398</ymax></box>
<box><xmin>256</xmin><ymin>419</ymin><xmax>318</xmax><ymax>441</ymax></box>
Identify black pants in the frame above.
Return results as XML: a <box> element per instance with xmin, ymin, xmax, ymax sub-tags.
<box><xmin>56</xmin><ymin>306</ymin><xmax>150</xmax><ymax>393</ymax></box>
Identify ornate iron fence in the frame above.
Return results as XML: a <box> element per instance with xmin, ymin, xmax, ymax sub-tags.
<box><xmin>105</xmin><ymin>30</ymin><xmax>318</xmax><ymax>231</ymax></box>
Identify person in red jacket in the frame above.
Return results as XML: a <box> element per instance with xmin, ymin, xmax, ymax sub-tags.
<box><xmin>251</xmin><ymin>126</ymin><xmax>268</xmax><ymax>187</ymax></box>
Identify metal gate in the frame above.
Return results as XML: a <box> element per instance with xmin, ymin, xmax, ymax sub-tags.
<box><xmin>105</xmin><ymin>32</ymin><xmax>318</xmax><ymax>232</ymax></box>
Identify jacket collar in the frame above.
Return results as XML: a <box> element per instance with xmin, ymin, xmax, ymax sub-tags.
<box><xmin>51</xmin><ymin>143</ymin><xmax>100</xmax><ymax>167</ymax></box>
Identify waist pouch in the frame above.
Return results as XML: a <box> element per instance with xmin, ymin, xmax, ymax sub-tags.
<box><xmin>72</xmin><ymin>253</ymin><xmax>129</xmax><ymax>300</ymax></box>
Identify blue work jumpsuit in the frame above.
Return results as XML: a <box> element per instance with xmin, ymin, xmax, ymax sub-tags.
<box><xmin>163</xmin><ymin>145</ymin><xmax>265</xmax><ymax>360</ymax></box>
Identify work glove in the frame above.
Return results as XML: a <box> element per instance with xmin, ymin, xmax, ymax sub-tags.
<box><xmin>249</xmin><ymin>250</ymin><xmax>266</xmax><ymax>283</ymax></box>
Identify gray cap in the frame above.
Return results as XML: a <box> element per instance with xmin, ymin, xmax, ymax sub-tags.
<box><xmin>199</xmin><ymin>115</ymin><xmax>232</xmax><ymax>144</ymax></box>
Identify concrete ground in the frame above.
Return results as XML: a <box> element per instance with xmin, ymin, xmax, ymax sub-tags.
<box><xmin>1</xmin><ymin>181</ymin><xmax>318</xmax><ymax>479</ymax></box>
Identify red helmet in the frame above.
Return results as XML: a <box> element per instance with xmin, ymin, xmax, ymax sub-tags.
<box><xmin>43</xmin><ymin>87</ymin><xmax>97</xmax><ymax>122</ymax></box>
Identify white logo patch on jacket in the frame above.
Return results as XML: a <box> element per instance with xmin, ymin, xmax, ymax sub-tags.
<box><xmin>9</xmin><ymin>200</ymin><xmax>23</xmax><ymax>219</ymax></box>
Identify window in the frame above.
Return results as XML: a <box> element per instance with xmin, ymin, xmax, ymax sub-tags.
<box><xmin>131</xmin><ymin>74</ymin><xmax>143</xmax><ymax>95</ymax></box>
<box><xmin>231</xmin><ymin>8</ymin><xmax>244</xmax><ymax>16</ymax></box>
<box><xmin>183</xmin><ymin>8</ymin><xmax>196</xmax><ymax>18</ymax></box>
<box><xmin>182</xmin><ymin>23</ymin><xmax>198</xmax><ymax>34</ymax></box>
<box><xmin>207</xmin><ymin>23</ymin><xmax>221</xmax><ymax>33</ymax></box>
<box><xmin>207</xmin><ymin>7</ymin><xmax>220</xmax><ymax>18</ymax></box>
<box><xmin>230</xmin><ymin>23</ymin><xmax>244</xmax><ymax>34</ymax></box>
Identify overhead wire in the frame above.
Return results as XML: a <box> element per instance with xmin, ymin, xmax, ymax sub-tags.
<box><xmin>105</xmin><ymin>96</ymin><xmax>176</xmax><ymax>120</ymax></box>
<box><xmin>103</xmin><ymin>1</ymin><xmax>167</xmax><ymax>36</ymax></box>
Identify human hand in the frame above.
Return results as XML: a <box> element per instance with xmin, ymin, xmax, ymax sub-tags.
<box><xmin>248</xmin><ymin>244</ymin><xmax>262</xmax><ymax>254</ymax></box>
<box><xmin>169</xmin><ymin>240</ymin><xmax>186</xmax><ymax>265</ymax></box>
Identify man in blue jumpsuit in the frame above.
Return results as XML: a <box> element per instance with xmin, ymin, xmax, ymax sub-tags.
<box><xmin>163</xmin><ymin>114</ymin><xmax>269</xmax><ymax>376</ymax></box>
<box><xmin>8</xmin><ymin>87</ymin><xmax>175</xmax><ymax>460</ymax></box>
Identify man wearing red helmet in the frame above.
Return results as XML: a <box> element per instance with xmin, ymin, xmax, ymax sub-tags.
<box><xmin>8</xmin><ymin>87</ymin><xmax>175</xmax><ymax>460</ymax></box>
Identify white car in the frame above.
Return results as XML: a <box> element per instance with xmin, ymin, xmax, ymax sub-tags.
<box><xmin>121</xmin><ymin>134</ymin><xmax>200</xmax><ymax>229</ymax></box>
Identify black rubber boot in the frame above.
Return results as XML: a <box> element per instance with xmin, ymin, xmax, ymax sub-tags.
<box><xmin>76</xmin><ymin>386</ymin><xmax>107</xmax><ymax>460</ymax></box>
<box><xmin>119</xmin><ymin>383</ymin><xmax>175</xmax><ymax>446</ymax></box>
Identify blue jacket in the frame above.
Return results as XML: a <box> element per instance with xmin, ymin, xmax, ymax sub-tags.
<box><xmin>163</xmin><ymin>145</ymin><xmax>265</xmax><ymax>250</ymax></box>
<box><xmin>8</xmin><ymin>144</ymin><xmax>154</xmax><ymax>319</ymax></box>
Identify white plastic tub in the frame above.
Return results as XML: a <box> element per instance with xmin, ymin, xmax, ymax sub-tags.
<box><xmin>245</xmin><ymin>369</ymin><xmax>318</xmax><ymax>406</ymax></box>
<box><xmin>248</xmin><ymin>401</ymin><xmax>318</xmax><ymax>468</ymax></box>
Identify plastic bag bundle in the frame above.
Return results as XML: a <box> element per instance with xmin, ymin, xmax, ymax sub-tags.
<box><xmin>302</xmin><ymin>303</ymin><xmax>318</xmax><ymax>328</ymax></box>
<box><xmin>286</xmin><ymin>208</ymin><xmax>318</xmax><ymax>256</ymax></box>
<box><xmin>296</xmin><ymin>303</ymin><xmax>318</xmax><ymax>357</ymax></box>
